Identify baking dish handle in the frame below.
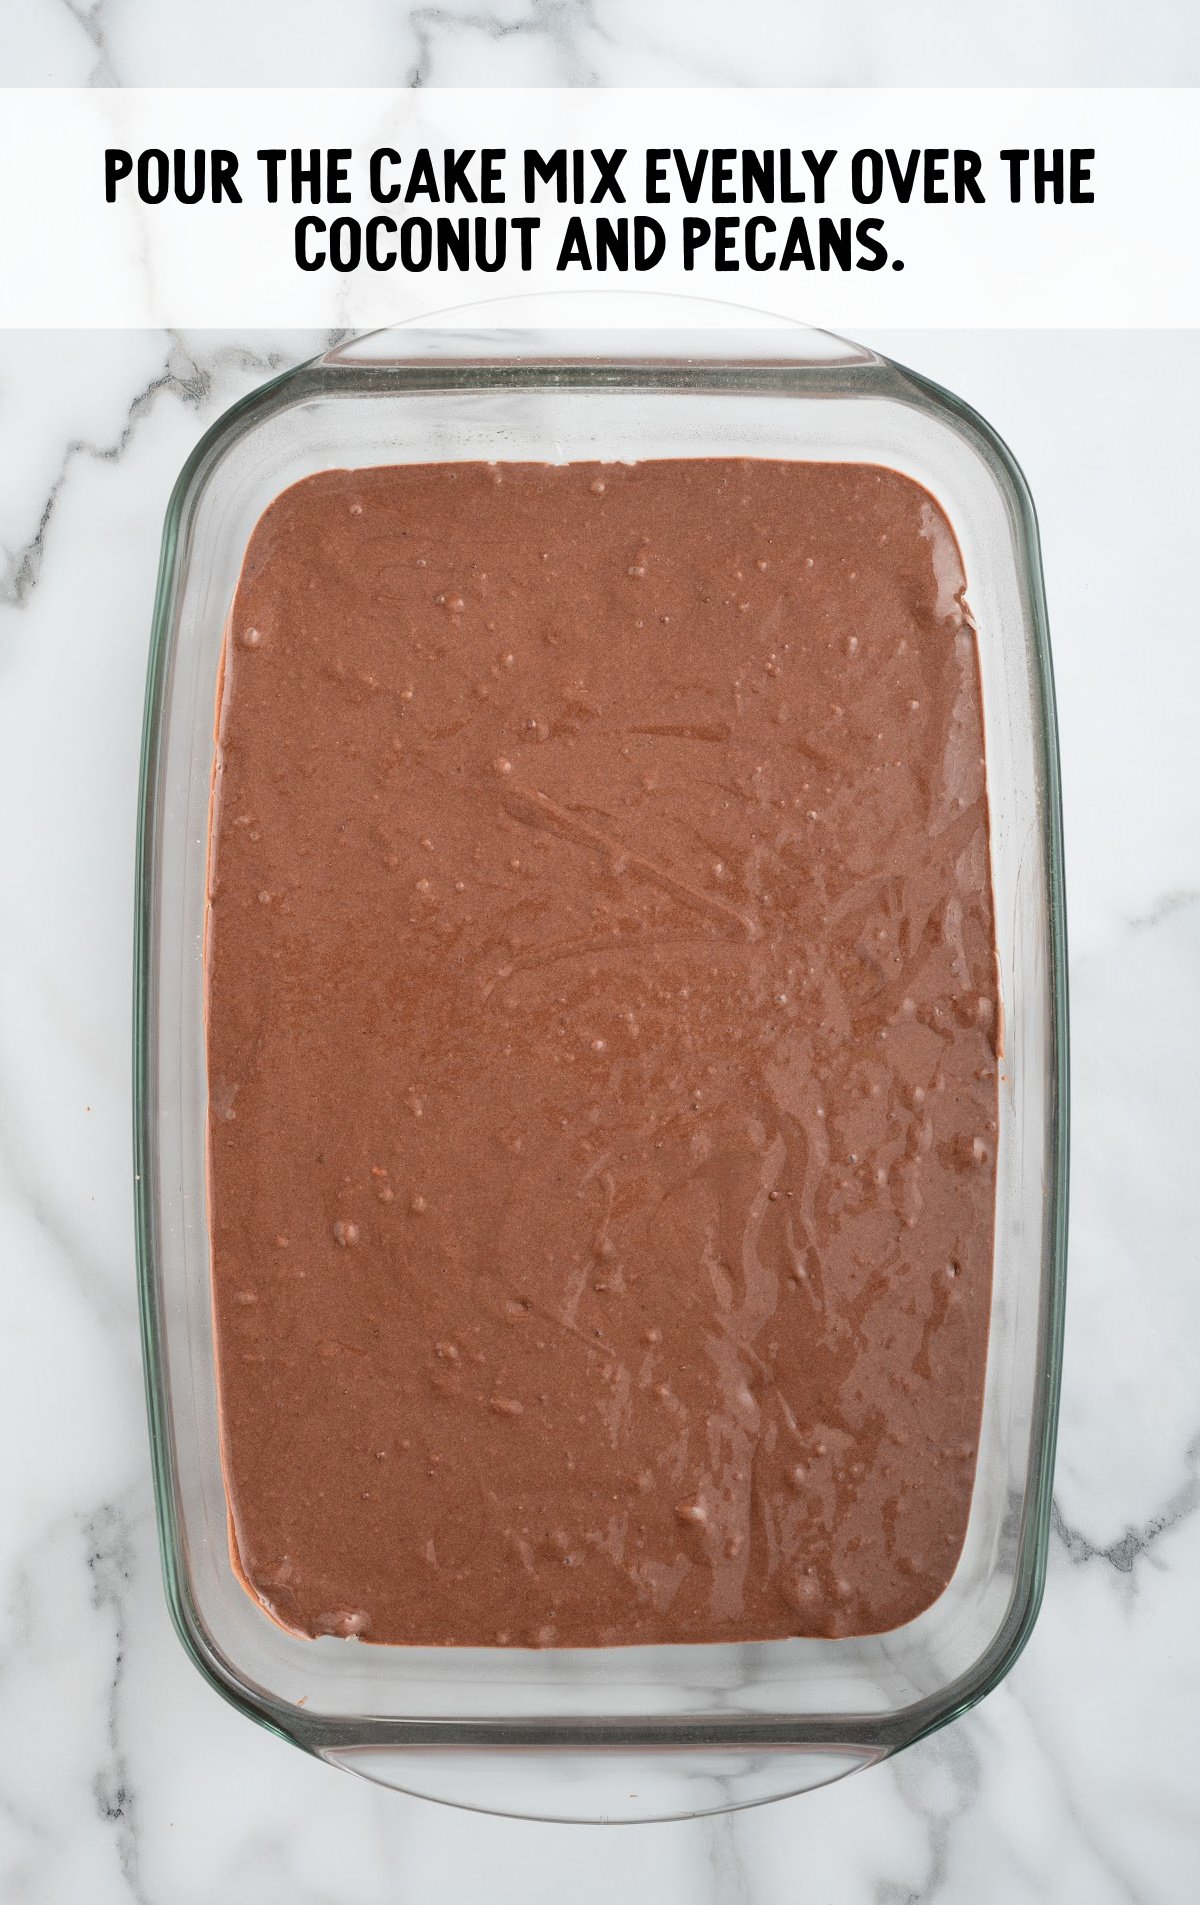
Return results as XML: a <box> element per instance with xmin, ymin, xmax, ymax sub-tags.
<box><xmin>314</xmin><ymin>292</ymin><xmax>880</xmax><ymax>370</ymax></box>
<box><xmin>319</xmin><ymin>1741</ymin><xmax>882</xmax><ymax>1822</ymax></box>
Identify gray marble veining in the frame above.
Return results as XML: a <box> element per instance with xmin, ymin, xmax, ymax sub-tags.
<box><xmin>4</xmin><ymin>0</ymin><xmax>1199</xmax><ymax>86</ymax></box>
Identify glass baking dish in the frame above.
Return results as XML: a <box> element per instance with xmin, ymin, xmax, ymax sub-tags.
<box><xmin>134</xmin><ymin>326</ymin><xmax>1068</xmax><ymax>1823</ymax></box>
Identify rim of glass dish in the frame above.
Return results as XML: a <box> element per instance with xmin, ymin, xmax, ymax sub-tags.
<box><xmin>133</xmin><ymin>335</ymin><xmax>1069</xmax><ymax>1766</ymax></box>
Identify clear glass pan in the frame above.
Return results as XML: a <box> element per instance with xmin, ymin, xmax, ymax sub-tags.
<box><xmin>134</xmin><ymin>326</ymin><xmax>1068</xmax><ymax>1822</ymax></box>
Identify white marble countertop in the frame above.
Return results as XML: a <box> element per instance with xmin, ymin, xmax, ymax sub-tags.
<box><xmin>4</xmin><ymin>0</ymin><xmax>1198</xmax><ymax>86</ymax></box>
<box><xmin>2</xmin><ymin>5</ymin><xmax>1199</xmax><ymax>1900</ymax></box>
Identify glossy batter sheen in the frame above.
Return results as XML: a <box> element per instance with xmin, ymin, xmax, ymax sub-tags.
<box><xmin>206</xmin><ymin>458</ymin><xmax>999</xmax><ymax>1648</ymax></box>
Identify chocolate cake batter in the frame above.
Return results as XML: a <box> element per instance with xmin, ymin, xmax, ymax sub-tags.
<box><xmin>206</xmin><ymin>459</ymin><xmax>999</xmax><ymax>1648</ymax></box>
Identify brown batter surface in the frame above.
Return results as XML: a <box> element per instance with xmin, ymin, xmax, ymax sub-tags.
<box><xmin>206</xmin><ymin>458</ymin><xmax>999</xmax><ymax>1648</ymax></box>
